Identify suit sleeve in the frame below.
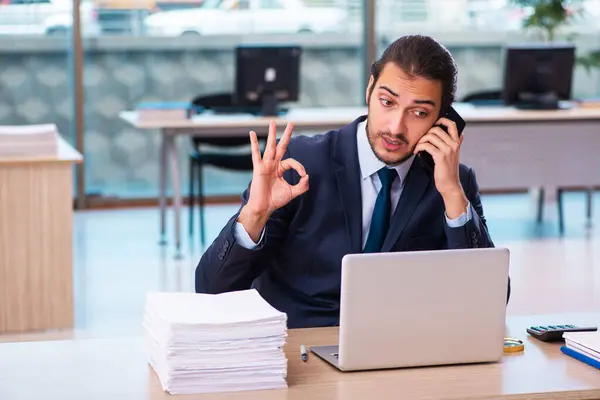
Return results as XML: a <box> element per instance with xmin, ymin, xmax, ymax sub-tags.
<box><xmin>444</xmin><ymin>166</ymin><xmax>493</xmax><ymax>249</ymax></box>
<box><xmin>195</xmin><ymin>151</ymin><xmax>297</xmax><ymax>294</ymax></box>
<box><xmin>444</xmin><ymin>166</ymin><xmax>511</xmax><ymax>304</ymax></box>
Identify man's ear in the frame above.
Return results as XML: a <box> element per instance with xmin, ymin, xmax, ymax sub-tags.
<box><xmin>365</xmin><ymin>75</ymin><xmax>375</xmax><ymax>105</ymax></box>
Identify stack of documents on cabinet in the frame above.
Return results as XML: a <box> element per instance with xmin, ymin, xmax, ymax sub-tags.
<box><xmin>136</xmin><ymin>102</ymin><xmax>193</xmax><ymax>121</ymax></box>
<box><xmin>144</xmin><ymin>289</ymin><xmax>288</xmax><ymax>395</ymax></box>
<box><xmin>0</xmin><ymin>124</ymin><xmax>59</xmax><ymax>158</ymax></box>
<box><xmin>561</xmin><ymin>331</ymin><xmax>600</xmax><ymax>370</ymax></box>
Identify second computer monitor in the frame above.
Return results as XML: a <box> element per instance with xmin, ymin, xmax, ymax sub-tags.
<box><xmin>502</xmin><ymin>43</ymin><xmax>575</xmax><ymax>110</ymax></box>
<box><xmin>235</xmin><ymin>45</ymin><xmax>301</xmax><ymax>116</ymax></box>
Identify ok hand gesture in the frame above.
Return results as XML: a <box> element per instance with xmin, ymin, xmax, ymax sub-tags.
<box><xmin>239</xmin><ymin>120</ymin><xmax>309</xmax><ymax>241</ymax></box>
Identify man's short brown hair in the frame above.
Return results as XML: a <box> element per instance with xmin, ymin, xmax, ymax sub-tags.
<box><xmin>369</xmin><ymin>35</ymin><xmax>458</xmax><ymax>114</ymax></box>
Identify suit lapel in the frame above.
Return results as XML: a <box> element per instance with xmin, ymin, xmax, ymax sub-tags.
<box><xmin>381</xmin><ymin>158</ymin><xmax>432</xmax><ymax>252</ymax></box>
<box><xmin>333</xmin><ymin>116</ymin><xmax>365</xmax><ymax>254</ymax></box>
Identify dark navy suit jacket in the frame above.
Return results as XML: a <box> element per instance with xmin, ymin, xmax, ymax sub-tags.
<box><xmin>196</xmin><ymin>115</ymin><xmax>510</xmax><ymax>328</ymax></box>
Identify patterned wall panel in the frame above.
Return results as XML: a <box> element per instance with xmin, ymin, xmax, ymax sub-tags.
<box><xmin>82</xmin><ymin>46</ymin><xmax>363</xmax><ymax>198</ymax></box>
<box><xmin>0</xmin><ymin>53</ymin><xmax>74</xmax><ymax>143</ymax></box>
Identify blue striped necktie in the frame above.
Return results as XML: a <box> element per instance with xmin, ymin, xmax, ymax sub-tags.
<box><xmin>363</xmin><ymin>167</ymin><xmax>398</xmax><ymax>253</ymax></box>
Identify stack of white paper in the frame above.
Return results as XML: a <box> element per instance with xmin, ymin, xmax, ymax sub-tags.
<box><xmin>563</xmin><ymin>331</ymin><xmax>600</xmax><ymax>362</ymax></box>
<box><xmin>0</xmin><ymin>124</ymin><xmax>59</xmax><ymax>158</ymax></box>
<box><xmin>143</xmin><ymin>289</ymin><xmax>288</xmax><ymax>395</ymax></box>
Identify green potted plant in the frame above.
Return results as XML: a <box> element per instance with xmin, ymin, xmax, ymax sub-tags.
<box><xmin>511</xmin><ymin>0</ymin><xmax>600</xmax><ymax>73</ymax></box>
<box><xmin>512</xmin><ymin>0</ymin><xmax>579</xmax><ymax>42</ymax></box>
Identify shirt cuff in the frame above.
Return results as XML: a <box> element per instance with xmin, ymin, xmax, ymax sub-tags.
<box><xmin>234</xmin><ymin>222</ymin><xmax>265</xmax><ymax>250</ymax></box>
<box><xmin>445</xmin><ymin>201</ymin><xmax>472</xmax><ymax>228</ymax></box>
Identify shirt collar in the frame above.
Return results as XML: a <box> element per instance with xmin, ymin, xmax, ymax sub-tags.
<box><xmin>356</xmin><ymin>119</ymin><xmax>415</xmax><ymax>184</ymax></box>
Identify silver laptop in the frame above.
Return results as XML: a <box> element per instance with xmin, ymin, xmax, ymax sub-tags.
<box><xmin>310</xmin><ymin>247</ymin><xmax>510</xmax><ymax>371</ymax></box>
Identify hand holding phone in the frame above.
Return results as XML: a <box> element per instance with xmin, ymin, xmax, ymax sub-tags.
<box><xmin>417</xmin><ymin>105</ymin><xmax>466</xmax><ymax>172</ymax></box>
<box><xmin>413</xmin><ymin>105</ymin><xmax>468</xmax><ymax>211</ymax></box>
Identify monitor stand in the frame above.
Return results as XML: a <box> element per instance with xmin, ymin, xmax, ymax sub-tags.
<box><xmin>515</xmin><ymin>91</ymin><xmax>560</xmax><ymax>110</ymax></box>
<box><xmin>260</xmin><ymin>92</ymin><xmax>279</xmax><ymax>116</ymax></box>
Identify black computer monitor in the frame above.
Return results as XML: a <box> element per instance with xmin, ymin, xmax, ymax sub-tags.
<box><xmin>502</xmin><ymin>44</ymin><xmax>575</xmax><ymax>110</ymax></box>
<box><xmin>234</xmin><ymin>45</ymin><xmax>301</xmax><ymax>116</ymax></box>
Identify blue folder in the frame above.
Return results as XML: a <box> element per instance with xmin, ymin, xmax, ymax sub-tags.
<box><xmin>561</xmin><ymin>345</ymin><xmax>600</xmax><ymax>370</ymax></box>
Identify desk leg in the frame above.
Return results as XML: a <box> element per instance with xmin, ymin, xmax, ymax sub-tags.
<box><xmin>557</xmin><ymin>188</ymin><xmax>564</xmax><ymax>235</ymax></box>
<box><xmin>536</xmin><ymin>187</ymin><xmax>545</xmax><ymax>223</ymax></box>
<box><xmin>586</xmin><ymin>188</ymin><xmax>593</xmax><ymax>229</ymax></box>
<box><xmin>167</xmin><ymin>133</ymin><xmax>183</xmax><ymax>259</ymax></box>
<box><xmin>158</xmin><ymin>129</ymin><xmax>168</xmax><ymax>245</ymax></box>
<box><xmin>541</xmin><ymin>186</ymin><xmax>562</xmax><ymax>234</ymax></box>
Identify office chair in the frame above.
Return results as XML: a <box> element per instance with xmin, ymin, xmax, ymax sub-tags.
<box><xmin>461</xmin><ymin>90</ymin><xmax>594</xmax><ymax>233</ymax></box>
<box><xmin>188</xmin><ymin>93</ymin><xmax>262</xmax><ymax>245</ymax></box>
<box><xmin>461</xmin><ymin>90</ymin><xmax>503</xmax><ymax>103</ymax></box>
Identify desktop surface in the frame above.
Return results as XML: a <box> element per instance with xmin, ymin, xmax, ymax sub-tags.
<box><xmin>208</xmin><ymin>106</ymin><xmax>290</xmax><ymax>117</ymax></box>
<box><xmin>1</xmin><ymin>313</ymin><xmax>600</xmax><ymax>400</ymax></box>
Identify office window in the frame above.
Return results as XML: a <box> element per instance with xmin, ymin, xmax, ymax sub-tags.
<box><xmin>376</xmin><ymin>0</ymin><xmax>600</xmax><ymax>103</ymax></box>
<box><xmin>7</xmin><ymin>0</ymin><xmax>595</xmax><ymax>201</ymax></box>
<box><xmin>81</xmin><ymin>0</ymin><xmax>364</xmax><ymax>199</ymax></box>
<box><xmin>398</xmin><ymin>0</ymin><xmax>427</xmax><ymax>22</ymax></box>
<box><xmin>259</xmin><ymin>0</ymin><xmax>282</xmax><ymax>9</ymax></box>
<box><xmin>0</xmin><ymin>0</ymin><xmax>77</xmax><ymax>190</ymax></box>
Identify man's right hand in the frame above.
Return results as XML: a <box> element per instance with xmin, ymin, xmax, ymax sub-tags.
<box><xmin>237</xmin><ymin>120</ymin><xmax>309</xmax><ymax>243</ymax></box>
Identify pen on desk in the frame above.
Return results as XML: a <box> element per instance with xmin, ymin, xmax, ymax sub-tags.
<box><xmin>300</xmin><ymin>344</ymin><xmax>308</xmax><ymax>362</ymax></box>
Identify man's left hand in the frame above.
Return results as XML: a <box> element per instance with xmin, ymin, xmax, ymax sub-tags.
<box><xmin>413</xmin><ymin>117</ymin><xmax>468</xmax><ymax>219</ymax></box>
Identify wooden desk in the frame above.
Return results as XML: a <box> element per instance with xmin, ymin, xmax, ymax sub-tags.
<box><xmin>1</xmin><ymin>313</ymin><xmax>600</xmax><ymax>399</ymax></box>
<box><xmin>0</xmin><ymin>137</ymin><xmax>82</xmax><ymax>334</ymax></box>
<box><xmin>119</xmin><ymin>104</ymin><xmax>600</xmax><ymax>255</ymax></box>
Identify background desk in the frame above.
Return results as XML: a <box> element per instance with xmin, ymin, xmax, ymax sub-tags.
<box><xmin>2</xmin><ymin>313</ymin><xmax>600</xmax><ymax>399</ymax></box>
<box><xmin>0</xmin><ymin>138</ymin><xmax>82</xmax><ymax>333</ymax></box>
<box><xmin>120</xmin><ymin>105</ymin><xmax>600</xmax><ymax>255</ymax></box>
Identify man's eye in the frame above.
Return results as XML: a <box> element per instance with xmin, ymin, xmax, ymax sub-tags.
<box><xmin>380</xmin><ymin>98</ymin><xmax>392</xmax><ymax>107</ymax></box>
<box><xmin>414</xmin><ymin>110</ymin><xmax>428</xmax><ymax>118</ymax></box>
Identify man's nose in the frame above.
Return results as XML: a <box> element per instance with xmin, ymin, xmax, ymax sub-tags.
<box><xmin>389</xmin><ymin>113</ymin><xmax>406</xmax><ymax>134</ymax></box>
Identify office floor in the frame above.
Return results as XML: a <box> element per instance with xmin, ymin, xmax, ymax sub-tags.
<box><xmin>3</xmin><ymin>191</ymin><xmax>600</xmax><ymax>342</ymax></box>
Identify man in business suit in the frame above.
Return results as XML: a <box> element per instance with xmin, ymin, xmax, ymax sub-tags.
<box><xmin>196</xmin><ymin>34</ymin><xmax>510</xmax><ymax>328</ymax></box>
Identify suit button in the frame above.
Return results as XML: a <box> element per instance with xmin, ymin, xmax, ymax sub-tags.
<box><xmin>471</xmin><ymin>232</ymin><xmax>477</xmax><ymax>239</ymax></box>
<box><xmin>218</xmin><ymin>253</ymin><xmax>225</xmax><ymax>261</ymax></box>
<box><xmin>224</xmin><ymin>240</ymin><xmax>230</xmax><ymax>249</ymax></box>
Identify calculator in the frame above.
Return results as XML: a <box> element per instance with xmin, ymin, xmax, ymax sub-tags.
<box><xmin>526</xmin><ymin>325</ymin><xmax>598</xmax><ymax>342</ymax></box>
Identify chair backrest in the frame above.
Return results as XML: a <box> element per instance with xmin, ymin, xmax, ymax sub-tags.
<box><xmin>461</xmin><ymin>90</ymin><xmax>502</xmax><ymax>103</ymax></box>
<box><xmin>191</xmin><ymin>93</ymin><xmax>234</xmax><ymax>109</ymax></box>
<box><xmin>190</xmin><ymin>93</ymin><xmax>250</xmax><ymax>147</ymax></box>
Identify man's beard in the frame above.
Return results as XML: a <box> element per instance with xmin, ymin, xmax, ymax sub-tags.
<box><xmin>366</xmin><ymin>121</ymin><xmax>414</xmax><ymax>166</ymax></box>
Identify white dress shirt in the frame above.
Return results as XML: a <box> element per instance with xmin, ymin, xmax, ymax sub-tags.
<box><xmin>234</xmin><ymin>119</ymin><xmax>471</xmax><ymax>249</ymax></box>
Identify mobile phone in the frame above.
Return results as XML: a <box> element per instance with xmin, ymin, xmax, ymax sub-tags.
<box><xmin>418</xmin><ymin>105</ymin><xmax>466</xmax><ymax>172</ymax></box>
